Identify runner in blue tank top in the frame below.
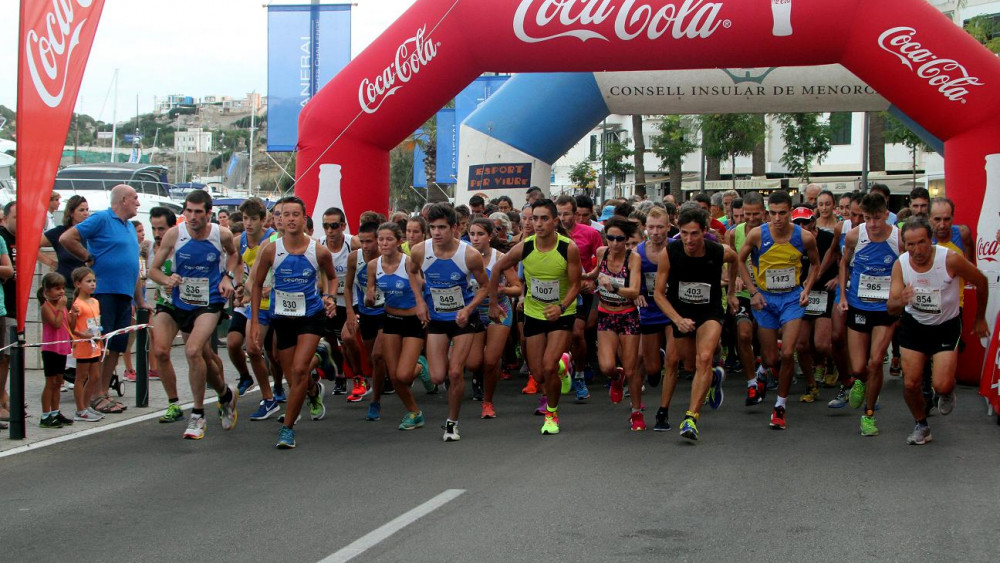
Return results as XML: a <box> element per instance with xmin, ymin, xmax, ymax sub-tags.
<box><xmin>635</xmin><ymin>207</ymin><xmax>671</xmax><ymax>414</ymax></box>
<box><xmin>344</xmin><ymin>219</ymin><xmax>391</xmax><ymax>422</ymax></box>
<box><xmin>408</xmin><ymin>204</ymin><xmax>489</xmax><ymax>442</ymax></box>
<box><xmin>148</xmin><ymin>190</ymin><xmax>240</xmax><ymax>441</ymax></box>
<box><xmin>838</xmin><ymin>192</ymin><xmax>903</xmax><ymax>438</ymax></box>
<box><xmin>369</xmin><ymin>222</ymin><xmax>428</xmax><ymax>433</ymax></box>
<box><xmin>250</xmin><ymin>196</ymin><xmax>338</xmax><ymax>449</ymax></box>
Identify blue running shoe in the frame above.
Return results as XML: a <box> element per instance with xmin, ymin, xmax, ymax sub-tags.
<box><xmin>417</xmin><ymin>356</ymin><xmax>434</xmax><ymax>392</ymax></box>
<box><xmin>276</xmin><ymin>427</ymin><xmax>296</xmax><ymax>449</ymax></box>
<box><xmin>399</xmin><ymin>411</ymin><xmax>425</xmax><ymax>430</ymax></box>
<box><xmin>273</xmin><ymin>384</ymin><xmax>287</xmax><ymax>403</ymax></box>
<box><xmin>237</xmin><ymin>377</ymin><xmax>255</xmax><ymax>396</ymax></box>
<box><xmin>366</xmin><ymin>401</ymin><xmax>381</xmax><ymax>421</ymax></box>
<box><xmin>572</xmin><ymin>379</ymin><xmax>590</xmax><ymax>402</ymax></box>
<box><xmin>679</xmin><ymin>417</ymin><xmax>699</xmax><ymax>441</ymax></box>
<box><xmin>708</xmin><ymin>367</ymin><xmax>725</xmax><ymax>410</ymax></box>
<box><xmin>250</xmin><ymin>399</ymin><xmax>281</xmax><ymax>421</ymax></box>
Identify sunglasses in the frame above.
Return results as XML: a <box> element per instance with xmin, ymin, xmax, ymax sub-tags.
<box><xmin>323</xmin><ymin>222</ymin><xmax>342</xmax><ymax>230</ymax></box>
<box><xmin>606</xmin><ymin>235</ymin><xmax>627</xmax><ymax>242</ymax></box>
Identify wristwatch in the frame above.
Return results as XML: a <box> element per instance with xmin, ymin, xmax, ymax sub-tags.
<box><xmin>559</xmin><ymin>303</ymin><xmax>567</xmax><ymax>313</ymax></box>
<box><xmin>224</xmin><ymin>270</ymin><xmax>236</xmax><ymax>280</ymax></box>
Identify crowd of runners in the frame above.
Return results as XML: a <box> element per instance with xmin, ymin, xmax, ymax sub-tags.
<box><xmin>28</xmin><ymin>183</ymin><xmax>991</xmax><ymax>450</ymax></box>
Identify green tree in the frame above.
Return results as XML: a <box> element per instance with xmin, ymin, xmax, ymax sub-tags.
<box><xmin>415</xmin><ymin>117</ymin><xmax>447</xmax><ymax>202</ymax></box>
<box><xmin>965</xmin><ymin>14</ymin><xmax>1000</xmax><ymax>54</ymax></box>
<box><xmin>884</xmin><ymin>113</ymin><xmax>933</xmax><ymax>186</ymax></box>
<box><xmin>569</xmin><ymin>160</ymin><xmax>597</xmax><ymax>190</ymax></box>
<box><xmin>775</xmin><ymin>113</ymin><xmax>832</xmax><ymax>183</ymax></box>
<box><xmin>650</xmin><ymin>115</ymin><xmax>698</xmax><ymax>202</ymax></box>
<box><xmin>602</xmin><ymin>136</ymin><xmax>633</xmax><ymax>198</ymax></box>
<box><xmin>390</xmin><ymin>141</ymin><xmax>425</xmax><ymax>213</ymax></box>
<box><xmin>700</xmin><ymin>114</ymin><xmax>766</xmax><ymax>190</ymax></box>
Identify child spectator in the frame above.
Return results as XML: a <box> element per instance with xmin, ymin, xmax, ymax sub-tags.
<box><xmin>38</xmin><ymin>272</ymin><xmax>74</xmax><ymax>428</ymax></box>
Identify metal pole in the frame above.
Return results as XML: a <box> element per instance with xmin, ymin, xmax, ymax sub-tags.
<box><xmin>135</xmin><ymin>309</ymin><xmax>150</xmax><ymax>408</ymax></box>
<box><xmin>600</xmin><ymin>119</ymin><xmax>607</xmax><ymax>204</ymax></box>
<box><xmin>8</xmin><ymin>327</ymin><xmax>25</xmax><ymax>439</ymax></box>
<box><xmin>861</xmin><ymin>112</ymin><xmax>871</xmax><ymax>191</ymax></box>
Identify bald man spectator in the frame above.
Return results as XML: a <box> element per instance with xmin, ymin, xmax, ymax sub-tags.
<box><xmin>803</xmin><ymin>183</ymin><xmax>822</xmax><ymax>205</ymax></box>
<box><xmin>61</xmin><ymin>185</ymin><xmax>148</xmax><ymax>413</ymax></box>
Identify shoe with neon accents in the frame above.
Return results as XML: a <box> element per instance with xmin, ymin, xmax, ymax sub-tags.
<box><xmin>559</xmin><ymin>353</ymin><xmax>573</xmax><ymax>395</ymax></box>
<box><xmin>541</xmin><ymin>412</ymin><xmax>560</xmax><ymax>435</ymax></box>
<box><xmin>769</xmin><ymin>406</ymin><xmax>786</xmax><ymax>430</ymax></box>
<box><xmin>679</xmin><ymin>417</ymin><xmax>699</xmax><ymax>441</ymax></box>
<box><xmin>849</xmin><ymin>379</ymin><xmax>867</xmax><ymax>409</ymax></box>
<box><xmin>707</xmin><ymin>367</ymin><xmax>725</xmax><ymax>409</ymax></box>
<box><xmin>481</xmin><ymin>401</ymin><xmax>496</xmax><ymax>419</ymax></box>
<box><xmin>218</xmin><ymin>384</ymin><xmax>239</xmax><ymax>431</ymax></box>
<box><xmin>860</xmin><ymin>414</ymin><xmax>879</xmax><ymax>436</ymax></box>
<box><xmin>398</xmin><ymin>411</ymin><xmax>425</xmax><ymax>431</ymax></box>
<box><xmin>183</xmin><ymin>415</ymin><xmax>206</xmax><ymax>439</ymax></box>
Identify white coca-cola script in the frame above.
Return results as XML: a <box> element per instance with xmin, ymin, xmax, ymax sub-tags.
<box><xmin>513</xmin><ymin>0</ymin><xmax>728</xmax><ymax>43</ymax></box>
<box><xmin>25</xmin><ymin>0</ymin><xmax>96</xmax><ymax>108</ymax></box>
<box><xmin>877</xmin><ymin>27</ymin><xmax>984</xmax><ymax>104</ymax></box>
<box><xmin>359</xmin><ymin>26</ymin><xmax>439</xmax><ymax>114</ymax></box>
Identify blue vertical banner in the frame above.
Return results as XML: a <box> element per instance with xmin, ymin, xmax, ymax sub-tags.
<box><xmin>413</xmin><ymin>128</ymin><xmax>427</xmax><ymax>188</ymax></box>
<box><xmin>267</xmin><ymin>4</ymin><xmax>352</xmax><ymax>152</ymax></box>
<box><xmin>454</xmin><ymin>76</ymin><xmax>510</xmax><ymax>133</ymax></box>
<box><xmin>435</xmin><ymin>109</ymin><xmax>457</xmax><ymax>184</ymax></box>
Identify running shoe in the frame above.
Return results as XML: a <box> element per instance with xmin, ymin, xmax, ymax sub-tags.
<box><xmin>906</xmin><ymin>424</ymin><xmax>932</xmax><ymax>445</ymax></box>
<box><xmin>541</xmin><ymin>411</ymin><xmax>560</xmax><ymax>435</ymax></box>
<box><xmin>534</xmin><ymin>396</ymin><xmax>548</xmax><ymax>416</ymax></box>
<box><xmin>769</xmin><ymin>406</ymin><xmax>786</xmax><ymax>430</ymax></box>
<box><xmin>218</xmin><ymin>384</ymin><xmax>239</xmax><ymax>431</ymax></box>
<box><xmin>183</xmin><ymin>415</ymin><xmax>206</xmax><ymax>440</ymax></box>
<box><xmin>366</xmin><ymin>401</ymin><xmax>381</xmax><ymax>421</ymax></box>
<box><xmin>799</xmin><ymin>384</ymin><xmax>820</xmax><ymax>403</ymax></box>
<box><xmin>572</xmin><ymin>379</ymin><xmax>590</xmax><ymax>402</ymax></box>
<box><xmin>159</xmin><ymin>403</ymin><xmax>184</xmax><ymax>423</ymax></box>
<box><xmin>481</xmin><ymin>401</ymin><xmax>496</xmax><ymax>419</ymax></box>
<box><xmin>417</xmin><ymin>355</ymin><xmax>435</xmax><ymax>392</ymax></box>
<box><xmin>472</xmin><ymin>378</ymin><xmax>484</xmax><ymax>402</ymax></box>
<box><xmin>309</xmin><ymin>381</ymin><xmax>326</xmax><ymax>421</ymax></box>
<box><xmin>237</xmin><ymin>377</ymin><xmax>255</xmax><ymax>396</ymax></box>
<box><xmin>653</xmin><ymin>408</ymin><xmax>670</xmax><ymax>431</ymax></box>
<box><xmin>848</xmin><ymin>379</ymin><xmax>867</xmax><ymax>409</ymax></box>
<box><xmin>630</xmin><ymin>411</ymin><xmax>646</xmax><ymax>431</ymax></box>
<box><xmin>273</xmin><ymin>384</ymin><xmax>287</xmax><ymax>403</ymax></box>
<box><xmin>250</xmin><ymin>399</ymin><xmax>281</xmax><ymax>421</ymax></box>
<box><xmin>148</xmin><ymin>369</ymin><xmax>161</xmax><ymax>381</ymax></box>
<box><xmin>382</xmin><ymin>376</ymin><xmax>395</xmax><ymax>395</ymax></box>
<box><xmin>277</xmin><ymin>413</ymin><xmax>302</xmax><ymax>424</ymax></box>
<box><xmin>679</xmin><ymin>417</ymin><xmax>699</xmax><ymax>441</ymax></box>
<box><xmin>74</xmin><ymin>409</ymin><xmax>103</xmax><ymax>422</ymax></box>
<box><xmin>442</xmin><ymin>420</ymin><xmax>461</xmax><ymax>442</ymax></box>
<box><xmin>314</xmin><ymin>341</ymin><xmax>338</xmax><ymax>381</ymax></box>
<box><xmin>860</xmin><ymin>414</ymin><xmax>879</xmax><ymax>436</ymax></box>
<box><xmin>346</xmin><ymin>377</ymin><xmax>370</xmax><ymax>403</ymax></box>
<box><xmin>39</xmin><ymin>415</ymin><xmax>63</xmax><ymax>429</ymax></box>
<box><xmin>559</xmin><ymin>352</ymin><xmax>573</xmax><ymax>395</ymax></box>
<box><xmin>332</xmin><ymin>378</ymin><xmax>348</xmax><ymax>395</ymax></box>
<box><xmin>708</xmin><ymin>367</ymin><xmax>725</xmax><ymax>410</ymax></box>
<box><xmin>937</xmin><ymin>392</ymin><xmax>956</xmax><ymax>416</ymax></box>
<box><xmin>54</xmin><ymin>411</ymin><xmax>74</xmax><ymax>426</ymax></box>
<box><xmin>276</xmin><ymin>427</ymin><xmax>296</xmax><ymax>449</ymax></box>
<box><xmin>889</xmin><ymin>356</ymin><xmax>901</xmax><ymax>377</ymax></box>
<box><xmin>123</xmin><ymin>369</ymin><xmax>137</xmax><ymax>382</ymax></box>
<box><xmin>766</xmin><ymin>369</ymin><xmax>779</xmax><ymax>391</ymax></box>
<box><xmin>647</xmin><ymin>348</ymin><xmax>665</xmax><ymax>388</ymax></box>
<box><xmin>609</xmin><ymin>371</ymin><xmax>624</xmax><ymax>404</ymax></box>
<box><xmin>521</xmin><ymin>377</ymin><xmax>540</xmax><ymax>394</ymax></box>
<box><xmin>398</xmin><ymin>411</ymin><xmax>425</xmax><ymax>431</ymax></box>
<box><xmin>754</xmin><ymin>366</ymin><xmax>769</xmax><ymax>400</ymax></box>
<box><xmin>746</xmin><ymin>383</ymin><xmax>764</xmax><ymax>406</ymax></box>
<box><xmin>822</xmin><ymin>368</ymin><xmax>839</xmax><ymax>388</ymax></box>
<box><xmin>827</xmin><ymin>385</ymin><xmax>850</xmax><ymax>408</ymax></box>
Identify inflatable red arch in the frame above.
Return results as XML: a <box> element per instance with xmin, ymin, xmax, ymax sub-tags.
<box><xmin>297</xmin><ymin>0</ymin><xmax>1000</xmax><ymax>384</ymax></box>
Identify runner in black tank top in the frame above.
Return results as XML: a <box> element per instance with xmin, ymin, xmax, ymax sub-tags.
<box><xmin>652</xmin><ymin>207</ymin><xmax>738</xmax><ymax>442</ymax></box>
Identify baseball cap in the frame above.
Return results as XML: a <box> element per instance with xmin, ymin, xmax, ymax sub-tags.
<box><xmin>791</xmin><ymin>206</ymin><xmax>814</xmax><ymax>224</ymax></box>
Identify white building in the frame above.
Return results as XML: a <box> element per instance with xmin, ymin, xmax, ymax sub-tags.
<box><xmin>174</xmin><ymin>128</ymin><xmax>213</xmax><ymax>153</ymax></box>
<box><xmin>550</xmin><ymin>0</ymin><xmax>997</xmax><ymax>202</ymax></box>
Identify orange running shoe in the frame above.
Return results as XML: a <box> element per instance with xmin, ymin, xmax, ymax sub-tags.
<box><xmin>521</xmin><ymin>377</ymin><xmax>540</xmax><ymax>394</ymax></box>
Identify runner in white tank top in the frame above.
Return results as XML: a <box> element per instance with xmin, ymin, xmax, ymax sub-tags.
<box><xmin>887</xmin><ymin>218</ymin><xmax>989</xmax><ymax>446</ymax></box>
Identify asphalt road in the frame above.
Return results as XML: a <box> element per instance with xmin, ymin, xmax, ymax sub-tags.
<box><xmin>2</xmin><ymin>373</ymin><xmax>998</xmax><ymax>563</ymax></box>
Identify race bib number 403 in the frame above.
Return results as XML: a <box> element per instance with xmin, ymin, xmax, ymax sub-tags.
<box><xmin>678</xmin><ymin>281</ymin><xmax>711</xmax><ymax>305</ymax></box>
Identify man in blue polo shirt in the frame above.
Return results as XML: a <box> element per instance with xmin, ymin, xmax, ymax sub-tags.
<box><xmin>61</xmin><ymin>184</ymin><xmax>148</xmax><ymax>413</ymax></box>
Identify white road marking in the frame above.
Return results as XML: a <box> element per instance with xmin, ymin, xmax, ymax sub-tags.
<box><xmin>0</xmin><ymin>393</ymin><xmax>230</xmax><ymax>459</ymax></box>
<box><xmin>319</xmin><ymin>489</ymin><xmax>466</xmax><ymax>563</ymax></box>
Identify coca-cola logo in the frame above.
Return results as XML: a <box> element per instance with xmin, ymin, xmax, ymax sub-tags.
<box><xmin>513</xmin><ymin>0</ymin><xmax>730</xmax><ymax>44</ymax></box>
<box><xmin>877</xmin><ymin>27</ymin><xmax>984</xmax><ymax>104</ymax></box>
<box><xmin>25</xmin><ymin>0</ymin><xmax>96</xmax><ymax>108</ymax></box>
<box><xmin>359</xmin><ymin>26</ymin><xmax>439</xmax><ymax>114</ymax></box>
<box><xmin>978</xmin><ymin>235</ymin><xmax>999</xmax><ymax>263</ymax></box>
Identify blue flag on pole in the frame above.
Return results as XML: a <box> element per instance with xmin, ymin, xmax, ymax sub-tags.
<box><xmin>267</xmin><ymin>4</ymin><xmax>352</xmax><ymax>152</ymax></box>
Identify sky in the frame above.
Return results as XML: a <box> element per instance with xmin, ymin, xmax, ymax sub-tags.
<box><xmin>0</xmin><ymin>0</ymin><xmax>418</xmax><ymax>123</ymax></box>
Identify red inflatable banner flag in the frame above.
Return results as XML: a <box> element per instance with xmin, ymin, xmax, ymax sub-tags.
<box><xmin>15</xmin><ymin>0</ymin><xmax>106</xmax><ymax>332</ymax></box>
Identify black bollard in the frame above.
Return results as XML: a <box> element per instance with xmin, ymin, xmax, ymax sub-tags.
<box><xmin>9</xmin><ymin>327</ymin><xmax>25</xmax><ymax>440</ymax></box>
<box><xmin>135</xmin><ymin>309</ymin><xmax>150</xmax><ymax>408</ymax></box>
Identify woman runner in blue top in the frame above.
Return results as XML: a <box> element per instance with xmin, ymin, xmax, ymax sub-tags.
<box><xmin>250</xmin><ymin>197</ymin><xmax>338</xmax><ymax>449</ymax></box>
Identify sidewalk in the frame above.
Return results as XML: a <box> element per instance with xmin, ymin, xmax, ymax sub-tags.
<box><xmin>1</xmin><ymin>338</ymin><xmax>255</xmax><ymax>452</ymax></box>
